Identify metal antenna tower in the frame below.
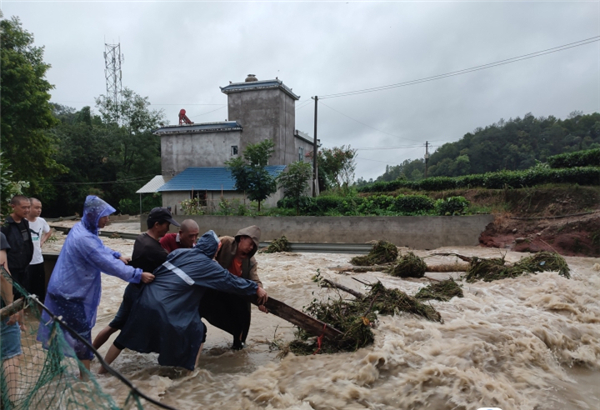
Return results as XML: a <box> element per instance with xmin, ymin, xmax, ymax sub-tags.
<box><xmin>103</xmin><ymin>42</ymin><xmax>124</xmax><ymax>108</ymax></box>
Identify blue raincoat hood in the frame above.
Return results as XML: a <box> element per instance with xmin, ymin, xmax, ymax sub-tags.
<box><xmin>194</xmin><ymin>230</ymin><xmax>219</xmax><ymax>257</ymax></box>
<box><xmin>82</xmin><ymin>195</ymin><xmax>115</xmax><ymax>235</ymax></box>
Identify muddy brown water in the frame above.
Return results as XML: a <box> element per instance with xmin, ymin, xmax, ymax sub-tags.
<box><xmin>42</xmin><ymin>230</ymin><xmax>600</xmax><ymax>410</ymax></box>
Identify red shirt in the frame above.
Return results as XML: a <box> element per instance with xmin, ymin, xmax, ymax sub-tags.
<box><xmin>159</xmin><ymin>233</ymin><xmax>182</xmax><ymax>253</ymax></box>
<box><xmin>228</xmin><ymin>258</ymin><xmax>243</xmax><ymax>277</ymax></box>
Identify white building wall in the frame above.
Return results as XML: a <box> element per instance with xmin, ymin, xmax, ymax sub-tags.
<box><xmin>161</xmin><ymin>131</ymin><xmax>241</xmax><ymax>179</ymax></box>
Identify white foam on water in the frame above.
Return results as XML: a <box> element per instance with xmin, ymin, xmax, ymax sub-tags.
<box><xmin>87</xmin><ymin>240</ymin><xmax>600</xmax><ymax>410</ymax></box>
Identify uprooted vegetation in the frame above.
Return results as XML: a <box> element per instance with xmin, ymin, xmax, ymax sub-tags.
<box><xmin>350</xmin><ymin>240</ymin><xmax>398</xmax><ymax>266</ymax></box>
<box><xmin>282</xmin><ymin>280</ymin><xmax>442</xmax><ymax>356</ymax></box>
<box><xmin>346</xmin><ymin>246</ymin><xmax>431</xmax><ymax>279</ymax></box>
<box><xmin>465</xmin><ymin>251</ymin><xmax>570</xmax><ymax>282</ymax></box>
<box><xmin>263</xmin><ymin>235</ymin><xmax>291</xmax><ymax>253</ymax></box>
<box><xmin>389</xmin><ymin>252</ymin><xmax>427</xmax><ymax>278</ymax></box>
<box><xmin>415</xmin><ymin>279</ymin><xmax>463</xmax><ymax>302</ymax></box>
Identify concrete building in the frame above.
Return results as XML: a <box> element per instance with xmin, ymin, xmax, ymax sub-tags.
<box><xmin>147</xmin><ymin>75</ymin><xmax>316</xmax><ymax>214</ymax></box>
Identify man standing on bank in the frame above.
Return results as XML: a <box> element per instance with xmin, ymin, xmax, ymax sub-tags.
<box><xmin>198</xmin><ymin>225</ymin><xmax>266</xmax><ymax>350</ymax></box>
<box><xmin>1</xmin><ymin>196</ymin><xmax>33</xmax><ymax>298</ymax></box>
<box><xmin>94</xmin><ymin>207</ymin><xmax>179</xmax><ymax>373</ymax></box>
<box><xmin>26</xmin><ymin>198</ymin><xmax>52</xmax><ymax>303</ymax></box>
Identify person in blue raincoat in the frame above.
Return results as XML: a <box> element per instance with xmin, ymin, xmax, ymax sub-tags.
<box><xmin>109</xmin><ymin>230</ymin><xmax>268</xmax><ymax>371</ymax></box>
<box><xmin>37</xmin><ymin>196</ymin><xmax>155</xmax><ymax>376</ymax></box>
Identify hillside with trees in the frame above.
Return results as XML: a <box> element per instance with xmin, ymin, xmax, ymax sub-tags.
<box><xmin>359</xmin><ymin>112</ymin><xmax>600</xmax><ymax>185</ymax></box>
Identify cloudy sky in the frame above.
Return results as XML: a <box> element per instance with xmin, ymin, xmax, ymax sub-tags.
<box><xmin>3</xmin><ymin>0</ymin><xmax>599</xmax><ymax>181</ymax></box>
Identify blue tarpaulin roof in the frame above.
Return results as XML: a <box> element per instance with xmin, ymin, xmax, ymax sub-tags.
<box><xmin>157</xmin><ymin>166</ymin><xmax>287</xmax><ymax>192</ymax></box>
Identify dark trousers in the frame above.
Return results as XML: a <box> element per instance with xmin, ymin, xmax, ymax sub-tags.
<box><xmin>198</xmin><ymin>289</ymin><xmax>251</xmax><ymax>343</ymax></box>
<box><xmin>26</xmin><ymin>263</ymin><xmax>46</xmax><ymax>303</ymax></box>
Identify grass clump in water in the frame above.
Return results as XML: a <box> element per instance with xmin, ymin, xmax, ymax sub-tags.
<box><xmin>350</xmin><ymin>240</ymin><xmax>398</xmax><ymax>266</ymax></box>
<box><xmin>366</xmin><ymin>282</ymin><xmax>442</xmax><ymax>322</ymax></box>
<box><xmin>263</xmin><ymin>235</ymin><xmax>291</xmax><ymax>253</ymax></box>
<box><xmin>515</xmin><ymin>251</ymin><xmax>571</xmax><ymax>279</ymax></box>
<box><xmin>287</xmin><ymin>281</ymin><xmax>441</xmax><ymax>356</ymax></box>
<box><xmin>388</xmin><ymin>252</ymin><xmax>427</xmax><ymax>278</ymax></box>
<box><xmin>414</xmin><ymin>279</ymin><xmax>463</xmax><ymax>302</ymax></box>
<box><xmin>466</xmin><ymin>251</ymin><xmax>570</xmax><ymax>282</ymax></box>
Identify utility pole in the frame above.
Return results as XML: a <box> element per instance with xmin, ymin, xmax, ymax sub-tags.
<box><xmin>424</xmin><ymin>141</ymin><xmax>430</xmax><ymax>178</ymax></box>
<box><xmin>104</xmin><ymin>42</ymin><xmax>124</xmax><ymax>111</ymax></box>
<box><xmin>312</xmin><ymin>96</ymin><xmax>319</xmax><ymax>197</ymax></box>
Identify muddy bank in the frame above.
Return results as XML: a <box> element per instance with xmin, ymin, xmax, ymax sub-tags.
<box><xmin>479</xmin><ymin>211</ymin><xmax>600</xmax><ymax>257</ymax></box>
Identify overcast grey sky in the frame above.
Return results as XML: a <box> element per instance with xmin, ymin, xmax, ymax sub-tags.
<box><xmin>3</xmin><ymin>0</ymin><xmax>599</xmax><ymax>181</ymax></box>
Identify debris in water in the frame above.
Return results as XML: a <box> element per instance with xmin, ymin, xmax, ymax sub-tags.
<box><xmin>285</xmin><ymin>279</ymin><xmax>442</xmax><ymax>356</ymax></box>
<box><xmin>425</xmin><ymin>262</ymin><xmax>469</xmax><ymax>272</ymax></box>
<box><xmin>466</xmin><ymin>251</ymin><xmax>570</xmax><ymax>282</ymax></box>
<box><xmin>263</xmin><ymin>235</ymin><xmax>291</xmax><ymax>253</ymax></box>
<box><xmin>389</xmin><ymin>252</ymin><xmax>427</xmax><ymax>278</ymax></box>
<box><xmin>414</xmin><ymin>279</ymin><xmax>464</xmax><ymax>302</ymax></box>
<box><xmin>350</xmin><ymin>240</ymin><xmax>398</xmax><ymax>266</ymax></box>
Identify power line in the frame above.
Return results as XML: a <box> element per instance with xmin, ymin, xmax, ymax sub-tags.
<box><xmin>152</xmin><ymin>103</ymin><xmax>225</xmax><ymax>106</ymax></box>
<box><xmin>320</xmin><ymin>36</ymin><xmax>600</xmax><ymax>100</ymax></box>
<box><xmin>356</xmin><ymin>157</ymin><xmax>394</xmax><ymax>164</ymax></box>
<box><xmin>188</xmin><ymin>106</ymin><xmax>226</xmax><ymax>119</ymax></box>
<box><xmin>295</xmin><ymin>100</ymin><xmax>313</xmax><ymax>111</ymax></box>
<box><xmin>356</xmin><ymin>145</ymin><xmax>436</xmax><ymax>150</ymax></box>
<box><xmin>319</xmin><ymin>101</ymin><xmax>425</xmax><ymax>143</ymax></box>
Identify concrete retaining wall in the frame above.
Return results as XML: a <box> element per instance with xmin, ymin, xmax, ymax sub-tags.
<box><xmin>154</xmin><ymin>215</ymin><xmax>494</xmax><ymax>249</ymax></box>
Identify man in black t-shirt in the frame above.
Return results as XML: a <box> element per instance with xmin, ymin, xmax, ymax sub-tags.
<box><xmin>93</xmin><ymin>207</ymin><xmax>179</xmax><ymax>373</ymax></box>
<box><xmin>1</xmin><ymin>196</ymin><xmax>33</xmax><ymax>298</ymax></box>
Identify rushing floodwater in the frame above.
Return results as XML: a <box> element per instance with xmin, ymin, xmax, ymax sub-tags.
<box><xmin>44</xmin><ymin>227</ymin><xmax>600</xmax><ymax>410</ymax></box>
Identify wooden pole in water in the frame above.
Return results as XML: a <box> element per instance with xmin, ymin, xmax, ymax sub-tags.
<box><xmin>250</xmin><ymin>295</ymin><xmax>343</xmax><ymax>340</ymax></box>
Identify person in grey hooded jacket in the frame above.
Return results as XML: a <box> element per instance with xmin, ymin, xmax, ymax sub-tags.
<box><xmin>198</xmin><ymin>225</ymin><xmax>264</xmax><ymax>350</ymax></box>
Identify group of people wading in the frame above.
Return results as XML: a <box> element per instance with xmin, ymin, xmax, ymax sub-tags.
<box><xmin>36</xmin><ymin>195</ymin><xmax>268</xmax><ymax>376</ymax></box>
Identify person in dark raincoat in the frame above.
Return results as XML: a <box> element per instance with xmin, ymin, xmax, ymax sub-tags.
<box><xmin>37</xmin><ymin>196</ymin><xmax>155</xmax><ymax>375</ymax></box>
<box><xmin>112</xmin><ymin>230</ymin><xmax>268</xmax><ymax>371</ymax></box>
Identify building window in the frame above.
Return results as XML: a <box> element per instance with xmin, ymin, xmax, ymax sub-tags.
<box><xmin>231</xmin><ymin>145</ymin><xmax>238</xmax><ymax>156</ymax></box>
<box><xmin>298</xmin><ymin>147</ymin><xmax>304</xmax><ymax>162</ymax></box>
<box><xmin>191</xmin><ymin>190</ymin><xmax>207</xmax><ymax>206</ymax></box>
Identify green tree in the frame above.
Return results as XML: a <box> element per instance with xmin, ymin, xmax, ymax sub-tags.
<box><xmin>42</xmin><ymin>90</ymin><xmax>165</xmax><ymax>217</ymax></box>
<box><xmin>0</xmin><ymin>152</ymin><xmax>29</xmax><ymax>216</ymax></box>
<box><xmin>95</xmin><ymin>88</ymin><xmax>164</xmax><ymax>176</ymax></box>
<box><xmin>42</xmin><ymin>105</ymin><xmax>114</xmax><ymax>216</ymax></box>
<box><xmin>95</xmin><ymin>88</ymin><xmax>165</xmax><ymax>213</ymax></box>
<box><xmin>225</xmin><ymin>140</ymin><xmax>277</xmax><ymax>211</ymax></box>
<box><xmin>0</xmin><ymin>16</ymin><xmax>65</xmax><ymax>189</ymax></box>
<box><xmin>314</xmin><ymin>145</ymin><xmax>357</xmax><ymax>192</ymax></box>
<box><xmin>277</xmin><ymin>161</ymin><xmax>312</xmax><ymax>214</ymax></box>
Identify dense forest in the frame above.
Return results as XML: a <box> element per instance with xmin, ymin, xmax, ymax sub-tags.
<box><xmin>357</xmin><ymin>112</ymin><xmax>600</xmax><ymax>186</ymax></box>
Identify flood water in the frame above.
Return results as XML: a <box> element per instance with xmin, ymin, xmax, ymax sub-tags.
<box><xmin>44</xmin><ymin>226</ymin><xmax>600</xmax><ymax>410</ymax></box>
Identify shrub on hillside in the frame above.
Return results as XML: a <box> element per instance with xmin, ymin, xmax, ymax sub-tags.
<box><xmin>357</xmin><ymin>166</ymin><xmax>600</xmax><ymax>193</ymax></box>
<box><xmin>393</xmin><ymin>195</ymin><xmax>435</xmax><ymax>213</ymax></box>
<box><xmin>548</xmin><ymin>148</ymin><xmax>600</xmax><ymax>169</ymax></box>
<box><xmin>435</xmin><ymin>196</ymin><xmax>469</xmax><ymax>216</ymax></box>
